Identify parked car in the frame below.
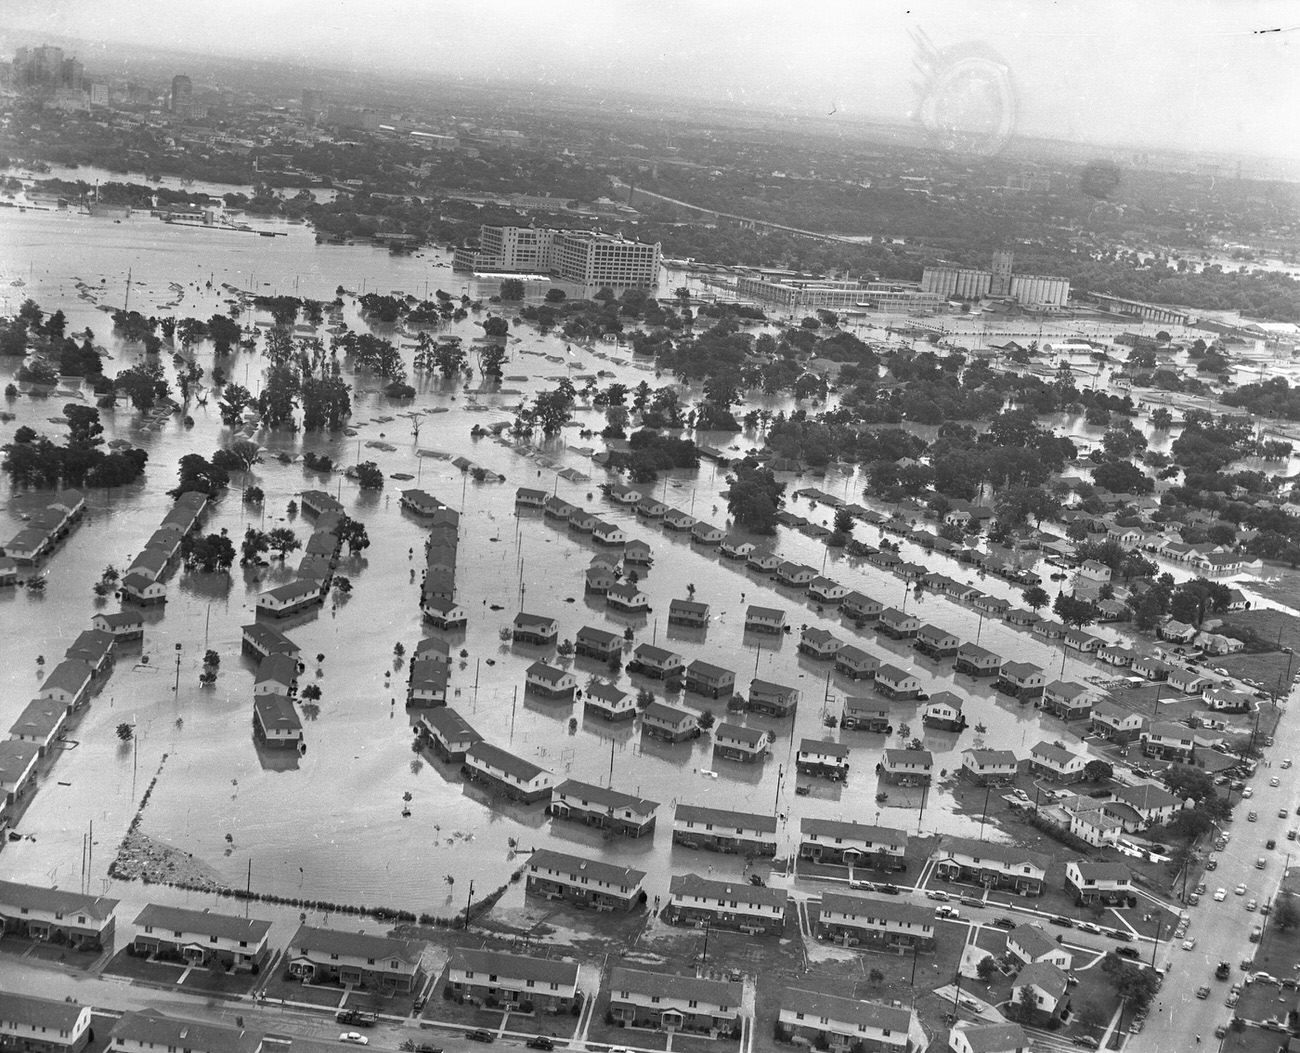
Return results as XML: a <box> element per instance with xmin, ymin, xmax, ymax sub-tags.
<box><xmin>1282</xmin><ymin>759</ymin><xmax>1292</xmax><ymax>769</ymax></box>
<box><xmin>1243</xmin><ymin>787</ymin><xmax>1254</xmax><ymax>798</ymax></box>
<box><xmin>339</xmin><ymin>1035</ymin><xmax>369</xmax><ymax>1046</ymax></box>
<box><xmin>1267</xmin><ymin>840</ymin><xmax>1277</xmax><ymax>850</ymax></box>
<box><xmin>1225</xmin><ymin>993</ymin><xmax>1239</xmax><ymax>1008</ymax></box>
<box><xmin>1197</xmin><ymin>986</ymin><xmax>1211</xmax><ymax>999</ymax></box>
<box><xmin>1271</xmin><ymin>776</ymin><xmax>1281</xmax><ymax>787</ymax></box>
<box><xmin>1248</xmin><ymin>811</ymin><xmax>1258</xmax><ymax>822</ymax></box>
<box><xmin>1117</xmin><ymin>947</ymin><xmax>1141</xmax><ymax>960</ymax></box>
<box><xmin>1183</xmin><ymin>939</ymin><xmax>1197</xmax><ymax>951</ymax></box>
<box><xmin>1246</xmin><ymin>899</ymin><xmax>1258</xmax><ymax>911</ymax></box>
<box><xmin>466</xmin><ymin>1032</ymin><xmax>496</xmax><ymax>1044</ymax></box>
<box><xmin>1214</xmin><ymin>888</ymin><xmax>1227</xmax><ymax>901</ymax></box>
<box><xmin>1236</xmin><ymin>884</ymin><xmax>1248</xmax><ymax>896</ymax></box>
<box><xmin>1049</xmin><ymin>915</ymin><xmax>1074</xmax><ymax>928</ymax></box>
<box><xmin>991</xmin><ymin>917</ymin><xmax>1017</xmax><ymax>929</ymax></box>
<box><xmin>1251</xmin><ymin>927</ymin><xmax>1263</xmax><ymax>943</ymax></box>
<box><xmin>526</xmin><ymin>1040</ymin><xmax>556</xmax><ymax>1051</ymax></box>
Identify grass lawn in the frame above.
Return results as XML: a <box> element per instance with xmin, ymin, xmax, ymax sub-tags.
<box><xmin>261</xmin><ymin>972</ymin><xmax>348</xmax><ymax>1008</ymax></box>
<box><xmin>178</xmin><ymin>964</ymin><xmax>260</xmax><ymax>997</ymax></box>
<box><xmin>1221</xmin><ymin>1023</ymin><xmax>1291</xmax><ymax>1053</ymax></box>
<box><xmin>101</xmin><ymin>947</ymin><xmax>187</xmax><ymax>987</ymax></box>
<box><xmin>1250</xmin><ymin>914</ymin><xmax>1300</xmax><ymax>985</ymax></box>
<box><xmin>0</xmin><ymin>937</ymin><xmax>105</xmax><ymax>970</ymax></box>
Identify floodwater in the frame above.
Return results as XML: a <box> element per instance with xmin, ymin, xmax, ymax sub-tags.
<box><xmin>0</xmin><ymin>205</ymin><xmax>1282</xmax><ymax>944</ymax></box>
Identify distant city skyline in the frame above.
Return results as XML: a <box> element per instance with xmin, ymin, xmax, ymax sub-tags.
<box><xmin>6</xmin><ymin>0</ymin><xmax>1298</xmax><ymax>162</ymax></box>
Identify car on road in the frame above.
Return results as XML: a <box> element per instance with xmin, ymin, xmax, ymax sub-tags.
<box><xmin>1251</xmin><ymin>926</ymin><xmax>1264</xmax><ymax>942</ymax></box>
<box><xmin>1225</xmin><ymin>993</ymin><xmax>1239</xmax><ymax>1008</ymax></box>
<box><xmin>935</xmin><ymin>905</ymin><xmax>961</xmax><ymax>919</ymax></box>
<box><xmin>926</xmin><ymin>890</ymin><xmax>950</xmax><ymax>901</ymax></box>
<box><xmin>1216</xmin><ymin>962</ymin><xmax>1232</xmax><ymax>979</ymax></box>
<box><xmin>1214</xmin><ymin>888</ymin><xmax>1227</xmax><ymax>901</ymax></box>
<box><xmin>410</xmin><ymin>1045</ymin><xmax>441</xmax><ymax>1053</ymax></box>
<box><xmin>1257</xmin><ymin>857</ymin><xmax>1267</xmax><ymax>869</ymax></box>
<box><xmin>339</xmin><ymin>1035</ymin><xmax>368</xmax><ymax>1046</ymax></box>
<box><xmin>1183</xmin><ymin>939</ymin><xmax>1197</xmax><ymax>950</ymax></box>
<box><xmin>1236</xmin><ymin>884</ymin><xmax>1248</xmax><ymax>895</ymax></box>
<box><xmin>526</xmin><ymin>1039</ymin><xmax>556</xmax><ymax>1051</ymax></box>
<box><xmin>1049</xmin><ymin>915</ymin><xmax>1074</xmax><ymax>928</ymax></box>
<box><xmin>1244</xmin><ymin>787</ymin><xmax>1254</xmax><ymax>798</ymax></box>
<box><xmin>1215</xmin><ymin>1025</ymin><xmax>1228</xmax><ymax>1039</ymax></box>
<box><xmin>466</xmin><ymin>1032</ymin><xmax>495</xmax><ymax>1044</ymax></box>
<box><xmin>1117</xmin><ymin>947</ymin><xmax>1141</xmax><ymax>960</ymax></box>
<box><xmin>1197</xmin><ymin>986</ymin><xmax>1211</xmax><ymax>999</ymax></box>
<box><xmin>1188</xmin><ymin>893</ymin><xmax>1200</xmax><ymax>906</ymax></box>
<box><xmin>1283</xmin><ymin>759</ymin><xmax>1293</xmax><ymax>769</ymax></box>
<box><xmin>1246</xmin><ymin>899</ymin><xmax>1258</xmax><ymax>911</ymax></box>
<box><xmin>1249</xmin><ymin>811</ymin><xmax>1258</xmax><ymax>822</ymax></box>
<box><xmin>1195</xmin><ymin>883</ymin><xmax>1207</xmax><ymax>894</ymax></box>
<box><xmin>1281</xmin><ymin>809</ymin><xmax>1290</xmax><ymax>819</ymax></box>
<box><xmin>1129</xmin><ymin>1020</ymin><xmax>1144</xmax><ymax>1034</ymax></box>
<box><xmin>1271</xmin><ymin>776</ymin><xmax>1281</xmax><ymax>786</ymax></box>
<box><xmin>1267</xmin><ymin>839</ymin><xmax>1277</xmax><ymax>849</ymax></box>
<box><xmin>1078</xmin><ymin>921</ymin><xmax>1103</xmax><ymax>934</ymax></box>
<box><xmin>992</xmin><ymin>917</ymin><xmax>1017</xmax><ymax>929</ymax></box>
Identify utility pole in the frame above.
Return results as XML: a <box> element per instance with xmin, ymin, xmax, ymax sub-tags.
<box><xmin>700</xmin><ymin>918</ymin><xmax>712</xmax><ymax>969</ymax></box>
<box><xmin>464</xmin><ymin>879</ymin><xmax>475</xmax><ymax>931</ymax></box>
<box><xmin>978</xmin><ymin>783</ymin><xmax>992</xmax><ymax>839</ymax></box>
<box><xmin>773</xmin><ymin>764</ymin><xmax>784</xmax><ymax>815</ymax></box>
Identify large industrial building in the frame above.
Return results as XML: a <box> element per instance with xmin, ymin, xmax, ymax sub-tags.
<box><xmin>922</xmin><ymin>250</ymin><xmax>1070</xmax><ymax>309</ymax></box>
<box><xmin>453</xmin><ymin>225</ymin><xmax>661</xmax><ymax>295</ymax></box>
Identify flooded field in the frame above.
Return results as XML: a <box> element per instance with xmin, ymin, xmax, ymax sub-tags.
<box><xmin>0</xmin><ymin>205</ymin><xmax>1285</xmax><ymax>942</ymax></box>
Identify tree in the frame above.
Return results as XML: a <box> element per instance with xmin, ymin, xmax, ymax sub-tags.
<box><xmin>244</xmin><ymin>485</ymin><xmax>264</xmax><ymax>505</ymax></box>
<box><xmin>354</xmin><ymin>461</ymin><xmax>384</xmax><ymax>489</ymax></box>
<box><xmin>218</xmin><ymin>383</ymin><xmax>254</xmax><ymax>426</ymax></box>
<box><xmin>115</xmin><ymin>361</ymin><xmax>170</xmax><ymax>411</ymax></box>
<box><xmin>339</xmin><ymin>517</ymin><xmax>370</xmax><ymax>555</ymax></box>
<box><xmin>1023</xmin><ymin>585</ymin><xmax>1050</xmax><ymax>611</ymax></box>
<box><xmin>480</xmin><ymin>343</ymin><xmax>507</xmax><ymax>380</ymax></box>
<box><xmin>267</xmin><ymin>527</ymin><xmax>301</xmax><ymax>559</ymax></box>
<box><xmin>171</xmin><ymin>453</ymin><xmax>229</xmax><ymax>498</ymax></box>
<box><xmin>1099</xmin><ymin>953</ymin><xmax>1159</xmax><ymax>1011</ymax></box>
<box><xmin>1053</xmin><ymin>592</ymin><xmax>1097</xmax><ymax>628</ymax></box>
<box><xmin>483</xmin><ymin>316</ymin><xmax>509</xmax><ymax>338</ymax></box>
<box><xmin>833</xmin><ymin>507</ymin><xmax>854</xmax><ymax>535</ymax></box>
<box><xmin>727</xmin><ymin>462</ymin><xmax>785</xmax><ymax>534</ymax></box>
<box><xmin>1083</xmin><ymin>760</ymin><xmax>1113</xmax><ymax>782</ymax></box>
<box><xmin>532</xmin><ymin>388</ymin><xmax>575</xmax><ymax>434</ymax></box>
<box><xmin>1274</xmin><ymin>893</ymin><xmax>1300</xmax><ymax>932</ymax></box>
<box><xmin>499</xmin><ymin>278</ymin><xmax>525</xmax><ymax>300</ymax></box>
<box><xmin>434</xmin><ymin>341</ymin><xmax>468</xmax><ymax>379</ymax></box>
<box><xmin>1092</xmin><ymin>459</ymin><xmax>1153</xmax><ymax>494</ymax></box>
<box><xmin>976</xmin><ymin>955</ymin><xmax>997</xmax><ymax>982</ymax></box>
<box><xmin>241</xmin><ymin>527</ymin><xmax>270</xmax><ymax>565</ymax></box>
<box><xmin>544</xmin><ymin>288</ymin><xmax>567</xmax><ymax>303</ymax></box>
<box><xmin>116</xmin><ymin>722</ymin><xmax>134</xmax><ymax>742</ymax></box>
<box><xmin>181</xmin><ymin>532</ymin><xmax>236</xmax><ymax>573</ymax></box>
<box><xmin>1162</xmin><ymin>766</ymin><xmax>1215</xmax><ymax>802</ymax></box>
<box><xmin>1014</xmin><ymin>985</ymin><xmax>1038</xmax><ymax>1023</ymax></box>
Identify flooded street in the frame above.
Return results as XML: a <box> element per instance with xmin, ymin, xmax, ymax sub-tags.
<box><xmin>0</xmin><ymin>205</ymin><xmax>1282</xmax><ymax>942</ymax></box>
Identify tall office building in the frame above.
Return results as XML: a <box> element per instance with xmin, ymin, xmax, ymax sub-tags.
<box><xmin>170</xmin><ymin>74</ymin><xmax>193</xmax><ymax>116</ymax></box>
<box><xmin>454</xmin><ymin>226</ymin><xmax>660</xmax><ymax>295</ymax></box>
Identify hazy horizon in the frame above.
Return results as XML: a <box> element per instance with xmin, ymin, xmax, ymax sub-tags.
<box><xmin>7</xmin><ymin>0</ymin><xmax>1299</xmax><ymax>162</ymax></box>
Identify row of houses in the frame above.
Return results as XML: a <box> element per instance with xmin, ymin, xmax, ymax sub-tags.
<box><xmin>517</xmin><ymin>487</ymin><xmax>657</xmax><ymax>567</ymax></box>
<box><xmin>0</xmin><ymin>489</ymin><xmax>85</xmax><ymax>567</ymax></box>
<box><xmin>121</xmin><ymin>490</ymin><xmax>208</xmax><ymax>605</ymax></box>
<box><xmin>254</xmin><ymin>491</ymin><xmax>347</xmax><ymax>619</ymax></box>
<box><xmin>408</xmin><ymin>489</ymin><xmax>469</xmax><ymax>631</ymax></box>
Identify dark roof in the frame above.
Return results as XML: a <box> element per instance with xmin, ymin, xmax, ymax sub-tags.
<box><xmin>780</xmin><ymin>988</ymin><xmax>911</xmax><ymax>1033</ymax></box>
<box><xmin>0</xmin><ymin>879</ymin><xmax>117</xmax><ymax>921</ymax></box>
<box><xmin>291</xmin><ymin>923</ymin><xmax>424</xmax><ymax>965</ymax></box>
<box><xmin>110</xmin><ymin>1010</ymin><xmax>259</xmax><ymax>1053</ymax></box>
<box><xmin>467</xmin><ymin>741</ymin><xmax>548</xmax><ymax>781</ymax></box>
<box><xmin>554</xmin><ymin>779</ymin><xmax>658</xmax><ymax>815</ymax></box>
<box><xmin>0</xmin><ymin>992</ymin><xmax>88</xmax><ymax>1031</ymax></box>
<box><xmin>133</xmin><ymin>904</ymin><xmax>271</xmax><ymax>943</ymax></box>
<box><xmin>528</xmin><ymin>848</ymin><xmax>645</xmax><ymax>888</ymax></box>
<box><xmin>450</xmin><ymin>946</ymin><xmax>579</xmax><ymax>986</ymax></box>
<box><xmin>609</xmin><ymin>966</ymin><xmax>742</xmax><ymax>1008</ymax></box>
<box><xmin>674</xmin><ymin>802</ymin><xmax>777</xmax><ymax>834</ymax></box>
<box><xmin>669</xmin><ymin>872</ymin><xmax>788</xmax><ymax>909</ymax></box>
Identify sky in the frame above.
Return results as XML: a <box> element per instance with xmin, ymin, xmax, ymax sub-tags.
<box><xmin>8</xmin><ymin>0</ymin><xmax>1300</xmax><ymax>160</ymax></box>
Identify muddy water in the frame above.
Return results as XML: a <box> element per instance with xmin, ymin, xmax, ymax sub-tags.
<box><xmin>0</xmin><ymin>207</ymin><xmax>1274</xmax><ymax>942</ymax></box>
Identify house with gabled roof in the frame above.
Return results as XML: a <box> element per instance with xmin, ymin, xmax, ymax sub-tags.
<box><xmin>1064</xmin><ymin>860</ymin><xmax>1134</xmax><ymax>905</ymax></box>
<box><xmin>841</xmin><ymin>591</ymin><xmax>883</xmax><ymax>622</ymax></box>
<box><xmin>1131</xmin><ymin>654</ymin><xmax>1171</xmax><ymax>681</ymax></box>
<box><xmin>606</xmin><ymin>581</ymin><xmax>649</xmax><ymax>613</ymax></box>
<box><xmin>1008</xmin><ymin>925</ymin><xmax>1071</xmax><ymax>971</ymax></box>
<box><xmin>1069</xmin><ymin>808</ymin><xmax>1121</xmax><ymax>847</ymax></box>
<box><xmin>719</xmin><ymin>534</ymin><xmax>753</xmax><ymax>560</ymax></box>
<box><xmin>463</xmin><ymin>741</ymin><xmax>554</xmax><ymax>803</ymax></box>
<box><xmin>93</xmin><ymin>609</ymin><xmax>145</xmax><ymax>641</ymax></box>
<box><xmin>796</xmin><ymin>738</ymin><xmax>850</xmax><ymax>780</ymax></box>
<box><xmin>961</xmin><ymin>748</ymin><xmax>1018</xmax><ymax>785</ymax></box>
<box><xmin>421</xmin><ymin>595</ymin><xmax>468</xmax><ymax>629</ymax></box>
<box><xmin>38</xmin><ymin>659</ymin><xmax>94</xmax><ymax>708</ymax></box>
<box><xmin>288</xmin><ymin>924</ymin><xmax>425</xmax><ymax>992</ymax></box>
<box><xmin>9</xmin><ymin>698</ymin><xmax>69</xmax><ymax>755</ymax></box>
<box><xmin>955</xmin><ymin>643</ymin><xmax>1002</xmax><ymax>677</ymax></box>
<box><xmin>0</xmin><ymin>992</ymin><xmax>93</xmax><ymax>1053</ymax></box>
<box><xmin>816</xmin><ymin>890</ymin><xmax>935</xmax><ymax>952</ymax></box>
<box><xmin>641</xmin><ymin>701</ymin><xmax>699</xmax><ymax>742</ymax></box>
<box><xmin>1111</xmin><ymin>782</ymin><xmax>1183</xmax><ymax>830</ymax></box>
<box><xmin>808</xmin><ymin>577</ymin><xmax>849</xmax><ymax>605</ymax></box>
<box><xmin>416</xmin><ymin>708</ymin><xmax>482</xmax><ymax>761</ymax></box>
<box><xmin>608</xmin><ymin>967</ymin><xmax>743</xmax><ymax>1034</ymax></box>
<box><xmin>690</xmin><ymin>521</ymin><xmax>725</xmax><ymax>546</ymax></box>
<box><xmin>550</xmin><ymin>779</ymin><xmax>658</xmax><ymax>838</ymax></box>
<box><xmin>798</xmin><ymin>626</ymin><xmax>843</xmax><ymax>660</ymax></box>
<box><xmin>1139</xmin><ymin>721</ymin><xmax>1195</xmax><ymax>762</ymax></box>
<box><xmin>877</xmin><ymin>608</ymin><xmax>920</xmax><ymax>639</ymax></box>
<box><xmin>132</xmin><ymin>904</ymin><xmax>271</xmax><ymax>969</ymax></box>
<box><xmin>407</xmin><ymin>656</ymin><xmax>450</xmax><ymax>707</ymax></box>
<box><xmin>584</xmin><ymin>681</ymin><xmax>635</xmax><ymax>722</ymax></box>
<box><xmin>240</xmin><ymin>622</ymin><xmax>298</xmax><ymax>661</ymax></box>
<box><xmin>672</xmin><ymin>803</ymin><xmax>777</xmax><ymax>856</ymax></box>
<box><xmin>1090</xmin><ymin>700</ymin><xmax>1144</xmax><ymax>744</ymax></box>
<box><xmin>254</xmin><ymin>653</ymin><xmax>299</xmax><ymax>697</ymax></box>
<box><xmin>713</xmin><ymin>723</ymin><xmax>769</xmax><ymax>763</ymax></box>
<box><xmin>915</xmin><ymin>624</ymin><xmax>960</xmax><ymax>660</ymax></box>
<box><xmin>513</xmin><ymin>612</ymin><xmax>558</xmax><ymax>646</ymax></box>
<box><xmin>664</xmin><ymin>873</ymin><xmax>787</xmax><ymax>935</ymax></box>
<box><xmin>875</xmin><ymin>665</ymin><xmax>921</xmax><ymax>700</ymax></box>
<box><xmin>1011</xmin><ymin>961</ymin><xmax>1069</xmax><ymax>1017</ymax></box>
<box><xmin>744</xmin><ymin>605</ymin><xmax>786</xmax><ymax>634</ymax></box>
<box><xmin>834</xmin><ymin>644</ymin><xmax>879</xmax><ymax>681</ymax></box>
<box><xmin>64</xmin><ymin>630</ymin><xmax>115</xmax><ymax>678</ymax></box>
<box><xmin>253</xmin><ymin>694</ymin><xmax>303</xmax><ymax>750</ymax></box>
<box><xmin>515</xmin><ymin>487</ymin><xmax>548</xmax><ymax>509</ymax></box>
<box><xmin>685</xmin><ymin>660</ymin><xmax>734</xmax><ymax>699</ymax></box>
<box><xmin>109</xmin><ymin>1010</ymin><xmax>260</xmax><ymax>1053</ymax></box>
<box><xmin>668</xmin><ymin>598</ymin><xmax>709</xmax><ymax>628</ymax></box>
<box><xmin>575</xmin><ymin>625</ymin><xmax>621</xmax><ymax>663</ymax></box>
<box><xmin>749</xmin><ymin>679</ymin><xmax>799</xmax><ymax>716</ymax></box>
<box><xmin>631</xmin><ymin>643</ymin><xmax>685</xmax><ymax>681</ymax></box>
<box><xmin>933</xmin><ymin>835</ymin><xmax>1049</xmax><ymax>895</ymax></box>
<box><xmin>996</xmin><ymin>661</ymin><xmax>1046</xmax><ymax>701</ymax></box>
<box><xmin>0</xmin><ymin>880</ymin><xmax>117</xmax><ymax>950</ymax></box>
<box><xmin>778</xmin><ymin>988</ymin><xmax>915</xmax><ymax>1053</ymax></box>
<box><xmin>948</xmin><ymin>1021</ymin><xmax>1030</xmax><ymax>1053</ymax></box>
<box><xmin>255</xmin><ymin>578</ymin><xmax>321</xmax><ymax>618</ymax></box>
<box><xmin>840</xmin><ymin>697</ymin><xmax>890</xmax><ymax>732</ymax></box>
<box><xmin>799</xmin><ymin>818</ymin><xmax>908</xmax><ymax>869</ymax></box>
<box><xmin>1042</xmin><ymin>680</ymin><xmax>1095</xmax><ymax>721</ymax></box>
<box><xmin>525</xmin><ymin>849</ymin><xmax>645</xmax><ymax>911</ymax></box>
<box><xmin>922</xmin><ymin>692</ymin><xmax>966</xmax><ymax>731</ymax></box>
<box><xmin>1029</xmin><ymin>741</ymin><xmax>1087</xmax><ymax>783</ymax></box>
<box><xmin>1099</xmin><ymin>642</ymin><xmax>1135</xmax><ymax>667</ymax></box>
<box><xmin>882</xmin><ymin>748</ymin><xmax>932</xmax><ymax>785</ymax></box>
<box><xmin>447</xmin><ymin>947</ymin><xmax>579</xmax><ymax>1012</ymax></box>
